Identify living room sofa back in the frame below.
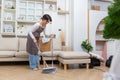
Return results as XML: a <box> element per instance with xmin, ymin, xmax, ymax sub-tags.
<box><xmin>0</xmin><ymin>38</ymin><xmax>18</xmax><ymax>58</ymax></box>
<box><xmin>15</xmin><ymin>38</ymin><xmax>29</xmax><ymax>60</ymax></box>
<box><xmin>0</xmin><ymin>38</ymin><xmax>29</xmax><ymax>62</ymax></box>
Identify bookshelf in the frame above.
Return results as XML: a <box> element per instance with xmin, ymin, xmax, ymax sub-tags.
<box><xmin>0</xmin><ymin>0</ymin><xmax>55</xmax><ymax>37</ymax></box>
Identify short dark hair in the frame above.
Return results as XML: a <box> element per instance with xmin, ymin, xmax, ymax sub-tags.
<box><xmin>41</xmin><ymin>14</ymin><xmax>52</xmax><ymax>22</ymax></box>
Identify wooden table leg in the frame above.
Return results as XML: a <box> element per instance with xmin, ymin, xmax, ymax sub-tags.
<box><xmin>64</xmin><ymin>64</ymin><xmax>67</xmax><ymax>71</ymax></box>
<box><xmin>86</xmin><ymin>63</ymin><xmax>89</xmax><ymax>69</ymax></box>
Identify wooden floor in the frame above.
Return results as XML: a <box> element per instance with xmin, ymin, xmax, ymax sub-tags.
<box><xmin>0</xmin><ymin>63</ymin><xmax>109</xmax><ymax>80</ymax></box>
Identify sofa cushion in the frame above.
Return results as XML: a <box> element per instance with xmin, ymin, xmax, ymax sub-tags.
<box><xmin>19</xmin><ymin>38</ymin><xmax>27</xmax><ymax>51</ymax></box>
<box><xmin>0</xmin><ymin>51</ymin><xmax>16</xmax><ymax>58</ymax></box>
<box><xmin>15</xmin><ymin>51</ymin><xmax>41</xmax><ymax>58</ymax></box>
<box><xmin>59</xmin><ymin>51</ymin><xmax>90</xmax><ymax>59</ymax></box>
<box><xmin>42</xmin><ymin>56</ymin><xmax>58</xmax><ymax>60</ymax></box>
<box><xmin>41</xmin><ymin>51</ymin><xmax>62</xmax><ymax>57</ymax></box>
<box><xmin>15</xmin><ymin>51</ymin><xmax>28</xmax><ymax>58</ymax></box>
<box><xmin>0</xmin><ymin>38</ymin><xmax>18</xmax><ymax>51</ymax></box>
<box><xmin>58</xmin><ymin>57</ymin><xmax>90</xmax><ymax>64</ymax></box>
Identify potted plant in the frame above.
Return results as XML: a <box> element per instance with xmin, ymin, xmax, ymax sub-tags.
<box><xmin>81</xmin><ymin>39</ymin><xmax>93</xmax><ymax>53</ymax></box>
<box><xmin>81</xmin><ymin>39</ymin><xmax>101</xmax><ymax>68</ymax></box>
<box><xmin>103</xmin><ymin>0</ymin><xmax>120</xmax><ymax>79</ymax></box>
<box><xmin>81</xmin><ymin>39</ymin><xmax>94</xmax><ymax>68</ymax></box>
<box><xmin>103</xmin><ymin>0</ymin><xmax>120</xmax><ymax>39</ymax></box>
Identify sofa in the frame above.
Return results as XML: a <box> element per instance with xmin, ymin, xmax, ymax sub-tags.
<box><xmin>41</xmin><ymin>36</ymin><xmax>91</xmax><ymax>70</ymax></box>
<box><xmin>0</xmin><ymin>37</ymin><xmax>91</xmax><ymax>70</ymax></box>
<box><xmin>0</xmin><ymin>38</ymin><xmax>36</xmax><ymax>62</ymax></box>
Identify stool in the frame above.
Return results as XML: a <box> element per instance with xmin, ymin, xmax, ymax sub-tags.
<box><xmin>58</xmin><ymin>51</ymin><xmax>91</xmax><ymax>71</ymax></box>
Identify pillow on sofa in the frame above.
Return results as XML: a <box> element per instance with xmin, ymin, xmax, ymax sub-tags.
<box><xmin>0</xmin><ymin>38</ymin><xmax>18</xmax><ymax>51</ymax></box>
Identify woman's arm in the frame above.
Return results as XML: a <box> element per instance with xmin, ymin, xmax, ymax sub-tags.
<box><xmin>43</xmin><ymin>30</ymin><xmax>55</xmax><ymax>38</ymax></box>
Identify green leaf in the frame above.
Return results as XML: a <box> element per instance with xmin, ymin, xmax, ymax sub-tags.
<box><xmin>81</xmin><ymin>39</ymin><xmax>93</xmax><ymax>52</ymax></box>
<box><xmin>103</xmin><ymin>0</ymin><xmax>120</xmax><ymax>39</ymax></box>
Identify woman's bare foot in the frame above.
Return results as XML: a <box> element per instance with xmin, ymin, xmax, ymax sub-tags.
<box><xmin>37</xmin><ymin>67</ymin><xmax>42</xmax><ymax>70</ymax></box>
<box><xmin>32</xmin><ymin>68</ymin><xmax>38</xmax><ymax>71</ymax></box>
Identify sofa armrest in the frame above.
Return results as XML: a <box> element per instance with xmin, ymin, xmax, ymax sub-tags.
<box><xmin>62</xmin><ymin>46</ymin><xmax>71</xmax><ymax>51</ymax></box>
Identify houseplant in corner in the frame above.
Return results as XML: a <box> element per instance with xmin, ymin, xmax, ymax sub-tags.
<box><xmin>81</xmin><ymin>39</ymin><xmax>102</xmax><ymax>68</ymax></box>
<box><xmin>81</xmin><ymin>39</ymin><xmax>95</xmax><ymax>68</ymax></box>
<box><xmin>103</xmin><ymin>0</ymin><xmax>120</xmax><ymax>80</ymax></box>
<box><xmin>81</xmin><ymin>39</ymin><xmax>93</xmax><ymax>53</ymax></box>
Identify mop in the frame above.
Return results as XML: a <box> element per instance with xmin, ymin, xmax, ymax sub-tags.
<box><xmin>36</xmin><ymin>36</ymin><xmax>56</xmax><ymax>74</ymax></box>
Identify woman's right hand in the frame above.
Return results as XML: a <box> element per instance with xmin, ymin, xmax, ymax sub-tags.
<box><xmin>33</xmin><ymin>38</ymin><xmax>37</xmax><ymax>43</ymax></box>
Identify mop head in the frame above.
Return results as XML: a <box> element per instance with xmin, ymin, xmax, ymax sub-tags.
<box><xmin>42</xmin><ymin>67</ymin><xmax>56</xmax><ymax>74</ymax></box>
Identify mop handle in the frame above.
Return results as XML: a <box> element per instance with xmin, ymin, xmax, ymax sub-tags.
<box><xmin>35</xmin><ymin>43</ymin><xmax>40</xmax><ymax>51</ymax></box>
<box><xmin>51</xmin><ymin>38</ymin><xmax>53</xmax><ymax>67</ymax></box>
<box><xmin>50</xmin><ymin>34</ymin><xmax>56</xmax><ymax>67</ymax></box>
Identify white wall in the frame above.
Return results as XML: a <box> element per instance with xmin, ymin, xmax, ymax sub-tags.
<box><xmin>44</xmin><ymin>11</ymin><xmax>63</xmax><ymax>37</ymax></box>
<box><xmin>89</xmin><ymin>0</ymin><xmax>111</xmax><ymax>11</ymax></box>
<box><xmin>89</xmin><ymin>10</ymin><xmax>107</xmax><ymax>52</ymax></box>
<box><xmin>93</xmin><ymin>1</ymin><xmax>111</xmax><ymax>11</ymax></box>
<box><xmin>43</xmin><ymin>1</ymin><xmax>66</xmax><ymax>37</ymax></box>
<box><xmin>64</xmin><ymin>0</ymin><xmax>72</xmax><ymax>47</ymax></box>
<box><xmin>40</xmin><ymin>0</ymin><xmax>72</xmax><ymax>42</ymax></box>
<box><xmin>72</xmin><ymin>0</ymin><xmax>88</xmax><ymax>51</ymax></box>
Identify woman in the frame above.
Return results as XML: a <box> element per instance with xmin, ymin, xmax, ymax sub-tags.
<box><xmin>26</xmin><ymin>14</ymin><xmax>52</xmax><ymax>70</ymax></box>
